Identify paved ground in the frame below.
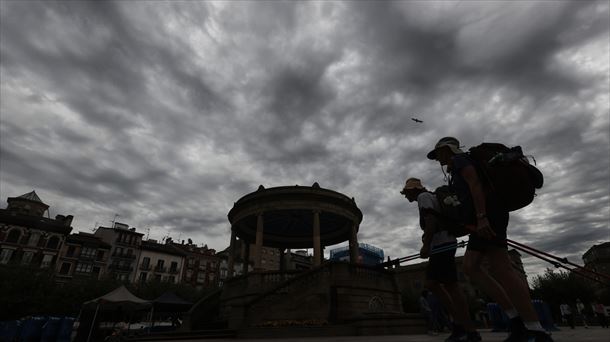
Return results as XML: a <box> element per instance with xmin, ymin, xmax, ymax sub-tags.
<box><xmin>168</xmin><ymin>327</ymin><xmax>610</xmax><ymax>342</ymax></box>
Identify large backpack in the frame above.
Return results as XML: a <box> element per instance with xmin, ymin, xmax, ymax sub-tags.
<box><xmin>468</xmin><ymin>143</ymin><xmax>544</xmax><ymax>212</ymax></box>
<box><xmin>430</xmin><ymin>186</ymin><xmax>471</xmax><ymax>237</ymax></box>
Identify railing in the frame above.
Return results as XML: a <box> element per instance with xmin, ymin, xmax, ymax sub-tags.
<box><xmin>245</xmin><ymin>265</ymin><xmax>332</xmax><ymax>310</ymax></box>
<box><xmin>169</xmin><ymin>268</ymin><xmax>180</xmax><ymax>274</ymax></box>
<box><xmin>112</xmin><ymin>252</ymin><xmax>136</xmax><ymax>259</ymax></box>
<box><xmin>154</xmin><ymin>266</ymin><xmax>167</xmax><ymax>273</ymax></box>
<box><xmin>140</xmin><ymin>264</ymin><xmax>151</xmax><ymax>271</ymax></box>
<box><xmin>109</xmin><ymin>264</ymin><xmax>133</xmax><ymax>271</ymax></box>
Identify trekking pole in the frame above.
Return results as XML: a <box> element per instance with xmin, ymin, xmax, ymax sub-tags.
<box><xmin>378</xmin><ymin>240</ymin><xmax>468</xmax><ymax>268</ymax></box>
<box><xmin>505</xmin><ymin>240</ymin><xmax>609</xmax><ymax>286</ymax></box>
<box><xmin>506</xmin><ymin>238</ymin><xmax>610</xmax><ymax>282</ymax></box>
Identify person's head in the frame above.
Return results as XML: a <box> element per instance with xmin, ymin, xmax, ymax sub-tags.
<box><xmin>427</xmin><ymin>137</ymin><xmax>464</xmax><ymax>167</ymax></box>
<box><xmin>400</xmin><ymin>177</ymin><xmax>426</xmax><ymax>202</ymax></box>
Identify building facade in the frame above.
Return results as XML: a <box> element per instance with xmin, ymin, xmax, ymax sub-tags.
<box><xmin>329</xmin><ymin>242</ymin><xmax>385</xmax><ymax>265</ymax></box>
<box><xmin>582</xmin><ymin>242</ymin><xmax>610</xmax><ymax>283</ymax></box>
<box><xmin>283</xmin><ymin>250</ymin><xmax>313</xmax><ymax>271</ymax></box>
<box><xmin>173</xmin><ymin>242</ymin><xmax>220</xmax><ymax>289</ymax></box>
<box><xmin>135</xmin><ymin>239</ymin><xmax>187</xmax><ymax>284</ymax></box>
<box><xmin>93</xmin><ymin>223</ymin><xmax>143</xmax><ymax>282</ymax></box>
<box><xmin>55</xmin><ymin>232</ymin><xmax>111</xmax><ymax>283</ymax></box>
<box><xmin>0</xmin><ymin>191</ymin><xmax>73</xmax><ymax>269</ymax></box>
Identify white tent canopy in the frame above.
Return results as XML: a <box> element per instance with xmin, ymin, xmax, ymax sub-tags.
<box><xmin>82</xmin><ymin>286</ymin><xmax>152</xmax><ymax>342</ymax></box>
<box><xmin>84</xmin><ymin>285</ymin><xmax>151</xmax><ymax>309</ymax></box>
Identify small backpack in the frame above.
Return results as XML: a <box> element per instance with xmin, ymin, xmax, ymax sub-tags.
<box><xmin>468</xmin><ymin>143</ymin><xmax>544</xmax><ymax>212</ymax></box>
<box><xmin>430</xmin><ymin>186</ymin><xmax>471</xmax><ymax>237</ymax></box>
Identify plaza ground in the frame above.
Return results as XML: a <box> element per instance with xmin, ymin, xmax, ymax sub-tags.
<box><xmin>156</xmin><ymin>327</ymin><xmax>610</xmax><ymax>342</ymax></box>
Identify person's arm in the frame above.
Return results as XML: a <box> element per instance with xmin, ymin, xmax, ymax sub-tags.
<box><xmin>460</xmin><ymin>164</ymin><xmax>496</xmax><ymax>239</ymax></box>
<box><xmin>419</xmin><ymin>209</ymin><xmax>438</xmax><ymax>258</ymax></box>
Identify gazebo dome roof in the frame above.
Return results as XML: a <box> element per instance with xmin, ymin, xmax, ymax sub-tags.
<box><xmin>228</xmin><ymin>184</ymin><xmax>362</xmax><ymax>249</ymax></box>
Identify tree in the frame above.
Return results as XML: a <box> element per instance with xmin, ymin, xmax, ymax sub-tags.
<box><xmin>531</xmin><ymin>268</ymin><xmax>599</xmax><ymax>320</ymax></box>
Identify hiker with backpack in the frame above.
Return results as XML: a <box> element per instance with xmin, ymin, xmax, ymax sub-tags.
<box><xmin>426</xmin><ymin>137</ymin><xmax>552</xmax><ymax>342</ymax></box>
<box><xmin>401</xmin><ymin>177</ymin><xmax>480</xmax><ymax>342</ymax></box>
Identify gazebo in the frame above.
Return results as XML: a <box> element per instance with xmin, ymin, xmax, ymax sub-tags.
<box><xmin>225</xmin><ymin>183</ymin><xmax>362</xmax><ymax>274</ymax></box>
<box><xmin>183</xmin><ymin>183</ymin><xmax>425</xmax><ymax>337</ymax></box>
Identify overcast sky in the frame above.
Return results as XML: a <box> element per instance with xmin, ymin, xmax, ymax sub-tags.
<box><xmin>1</xmin><ymin>1</ymin><xmax>608</xmax><ymax>278</ymax></box>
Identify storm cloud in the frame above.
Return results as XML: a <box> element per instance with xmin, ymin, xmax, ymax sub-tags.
<box><xmin>1</xmin><ymin>1</ymin><xmax>608</xmax><ymax>278</ymax></box>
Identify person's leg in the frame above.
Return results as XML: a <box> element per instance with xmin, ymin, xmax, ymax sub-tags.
<box><xmin>485</xmin><ymin>248</ymin><xmax>539</xmax><ymax>323</ymax></box>
<box><xmin>463</xmin><ymin>249</ymin><xmax>516</xmax><ymax>312</ymax></box>
<box><xmin>425</xmin><ymin>280</ymin><xmax>456</xmax><ymax>323</ymax></box>
<box><xmin>443</xmin><ymin>282</ymin><xmax>476</xmax><ymax>331</ymax></box>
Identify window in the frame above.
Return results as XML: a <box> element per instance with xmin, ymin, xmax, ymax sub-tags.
<box><xmin>115</xmin><ymin>247</ymin><xmax>123</xmax><ymax>256</ymax></box>
<box><xmin>75</xmin><ymin>263</ymin><xmax>93</xmax><ymax>273</ymax></box>
<box><xmin>142</xmin><ymin>257</ymin><xmax>150</xmax><ymax>268</ymax></box>
<box><xmin>157</xmin><ymin>259</ymin><xmax>165</xmax><ymax>267</ymax></box>
<box><xmin>60</xmin><ymin>262</ymin><xmax>71</xmax><ymax>274</ymax></box>
<box><xmin>28</xmin><ymin>233</ymin><xmax>40</xmax><ymax>247</ymax></box>
<box><xmin>47</xmin><ymin>236</ymin><xmax>60</xmax><ymax>249</ymax></box>
<box><xmin>21</xmin><ymin>251</ymin><xmax>34</xmax><ymax>265</ymax></box>
<box><xmin>155</xmin><ymin>274</ymin><xmax>162</xmax><ymax>281</ymax></box>
<box><xmin>6</xmin><ymin>229</ymin><xmax>21</xmax><ymax>243</ymax></box>
<box><xmin>81</xmin><ymin>247</ymin><xmax>96</xmax><ymax>258</ymax></box>
<box><xmin>67</xmin><ymin>246</ymin><xmax>76</xmax><ymax>257</ymax></box>
<box><xmin>96</xmin><ymin>250</ymin><xmax>105</xmax><ymax>260</ymax></box>
<box><xmin>140</xmin><ymin>272</ymin><xmax>148</xmax><ymax>283</ymax></box>
<box><xmin>126</xmin><ymin>249</ymin><xmax>133</xmax><ymax>257</ymax></box>
<box><xmin>170</xmin><ymin>261</ymin><xmax>178</xmax><ymax>272</ymax></box>
<box><xmin>0</xmin><ymin>249</ymin><xmax>14</xmax><ymax>264</ymax></box>
<box><xmin>92</xmin><ymin>266</ymin><xmax>101</xmax><ymax>275</ymax></box>
<box><xmin>41</xmin><ymin>254</ymin><xmax>53</xmax><ymax>268</ymax></box>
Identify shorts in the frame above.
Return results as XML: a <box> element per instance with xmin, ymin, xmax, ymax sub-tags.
<box><xmin>426</xmin><ymin>243</ymin><xmax>458</xmax><ymax>284</ymax></box>
<box><xmin>466</xmin><ymin>199</ymin><xmax>509</xmax><ymax>251</ymax></box>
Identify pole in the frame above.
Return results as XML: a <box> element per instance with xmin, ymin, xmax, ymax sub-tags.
<box><xmin>148</xmin><ymin>306</ymin><xmax>154</xmax><ymax>334</ymax></box>
<box><xmin>507</xmin><ymin>238</ymin><xmax>610</xmax><ymax>281</ymax></box>
<box><xmin>506</xmin><ymin>240</ymin><xmax>609</xmax><ymax>286</ymax></box>
<box><xmin>86</xmin><ymin>303</ymin><xmax>100</xmax><ymax>342</ymax></box>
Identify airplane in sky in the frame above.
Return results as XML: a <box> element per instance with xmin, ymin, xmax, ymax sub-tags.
<box><xmin>411</xmin><ymin>118</ymin><xmax>423</xmax><ymax>123</ymax></box>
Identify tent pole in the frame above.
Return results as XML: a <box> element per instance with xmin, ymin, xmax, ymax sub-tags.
<box><xmin>87</xmin><ymin>303</ymin><xmax>100</xmax><ymax>342</ymax></box>
<box><xmin>149</xmin><ymin>306</ymin><xmax>154</xmax><ymax>334</ymax></box>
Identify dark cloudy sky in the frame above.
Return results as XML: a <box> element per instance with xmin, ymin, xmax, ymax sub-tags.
<box><xmin>1</xmin><ymin>1</ymin><xmax>608</xmax><ymax>278</ymax></box>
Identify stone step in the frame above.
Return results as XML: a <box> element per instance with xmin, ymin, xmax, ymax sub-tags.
<box><xmin>127</xmin><ymin>329</ymin><xmax>236</xmax><ymax>341</ymax></box>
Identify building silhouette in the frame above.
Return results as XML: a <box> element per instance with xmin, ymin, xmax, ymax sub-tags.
<box><xmin>0</xmin><ymin>191</ymin><xmax>73</xmax><ymax>268</ymax></box>
<box><xmin>55</xmin><ymin>232</ymin><xmax>111</xmax><ymax>283</ymax></box>
<box><xmin>329</xmin><ymin>242</ymin><xmax>385</xmax><ymax>265</ymax></box>
<box><xmin>582</xmin><ymin>242</ymin><xmax>610</xmax><ymax>283</ymax></box>
<box><xmin>93</xmin><ymin>223</ymin><xmax>143</xmax><ymax>281</ymax></box>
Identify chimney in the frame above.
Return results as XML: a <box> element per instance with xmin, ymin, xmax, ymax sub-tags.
<box><xmin>181</xmin><ymin>240</ymin><xmax>185</xmax><ymax>245</ymax></box>
<box><xmin>64</xmin><ymin>215</ymin><xmax>74</xmax><ymax>226</ymax></box>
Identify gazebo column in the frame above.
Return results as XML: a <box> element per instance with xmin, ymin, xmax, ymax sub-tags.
<box><xmin>313</xmin><ymin>210</ymin><xmax>321</xmax><ymax>266</ymax></box>
<box><xmin>254</xmin><ymin>213</ymin><xmax>264</xmax><ymax>270</ymax></box>
<box><xmin>243</xmin><ymin>241</ymin><xmax>250</xmax><ymax>275</ymax></box>
<box><xmin>349</xmin><ymin>223</ymin><xmax>359</xmax><ymax>263</ymax></box>
<box><xmin>228</xmin><ymin>228</ymin><xmax>236</xmax><ymax>277</ymax></box>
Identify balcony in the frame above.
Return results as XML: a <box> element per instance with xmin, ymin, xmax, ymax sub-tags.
<box><xmin>80</xmin><ymin>254</ymin><xmax>96</xmax><ymax>261</ymax></box>
<box><xmin>140</xmin><ymin>264</ymin><xmax>151</xmax><ymax>271</ymax></box>
<box><xmin>112</xmin><ymin>252</ymin><xmax>136</xmax><ymax>260</ymax></box>
<box><xmin>168</xmin><ymin>268</ymin><xmax>180</xmax><ymax>274</ymax></box>
<box><xmin>109</xmin><ymin>264</ymin><xmax>133</xmax><ymax>272</ymax></box>
<box><xmin>154</xmin><ymin>266</ymin><xmax>167</xmax><ymax>273</ymax></box>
